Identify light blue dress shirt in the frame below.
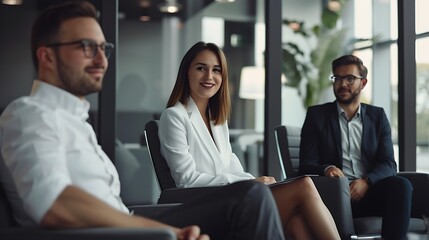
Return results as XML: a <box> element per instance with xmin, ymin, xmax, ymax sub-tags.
<box><xmin>337</xmin><ymin>103</ymin><xmax>369</xmax><ymax>180</ymax></box>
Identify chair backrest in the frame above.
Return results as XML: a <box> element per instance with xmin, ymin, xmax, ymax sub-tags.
<box><xmin>274</xmin><ymin>125</ymin><xmax>301</xmax><ymax>179</ymax></box>
<box><xmin>0</xmin><ymin>178</ymin><xmax>15</xmax><ymax>228</ymax></box>
<box><xmin>0</xmin><ymin>150</ymin><xmax>17</xmax><ymax>228</ymax></box>
<box><xmin>144</xmin><ymin>120</ymin><xmax>177</xmax><ymax>191</ymax></box>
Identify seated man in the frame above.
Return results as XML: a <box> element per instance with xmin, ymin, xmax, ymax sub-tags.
<box><xmin>299</xmin><ymin>55</ymin><xmax>413</xmax><ymax>240</ymax></box>
<box><xmin>0</xmin><ymin>1</ymin><xmax>285</xmax><ymax>240</ymax></box>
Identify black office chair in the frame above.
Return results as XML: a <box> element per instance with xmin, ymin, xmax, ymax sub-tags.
<box><xmin>144</xmin><ymin>120</ymin><xmax>220</xmax><ymax>204</ymax></box>
<box><xmin>274</xmin><ymin>125</ymin><xmax>301</xmax><ymax>179</ymax></box>
<box><xmin>274</xmin><ymin>125</ymin><xmax>429</xmax><ymax>237</ymax></box>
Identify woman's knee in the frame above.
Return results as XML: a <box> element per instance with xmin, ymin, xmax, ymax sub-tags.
<box><xmin>295</xmin><ymin>176</ymin><xmax>318</xmax><ymax>195</ymax></box>
<box><xmin>269</xmin><ymin>176</ymin><xmax>321</xmax><ymax>203</ymax></box>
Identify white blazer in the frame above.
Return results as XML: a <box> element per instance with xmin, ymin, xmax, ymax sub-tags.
<box><xmin>159</xmin><ymin>98</ymin><xmax>254</xmax><ymax>188</ymax></box>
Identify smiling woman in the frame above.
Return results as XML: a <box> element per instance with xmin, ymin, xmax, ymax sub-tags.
<box><xmin>158</xmin><ymin>41</ymin><xmax>341</xmax><ymax>240</ymax></box>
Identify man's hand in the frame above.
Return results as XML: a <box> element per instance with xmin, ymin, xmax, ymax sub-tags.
<box><xmin>324</xmin><ymin>166</ymin><xmax>344</xmax><ymax>178</ymax></box>
<box><xmin>255</xmin><ymin>176</ymin><xmax>276</xmax><ymax>184</ymax></box>
<box><xmin>349</xmin><ymin>178</ymin><xmax>369</xmax><ymax>201</ymax></box>
<box><xmin>176</xmin><ymin>225</ymin><xmax>210</xmax><ymax>240</ymax></box>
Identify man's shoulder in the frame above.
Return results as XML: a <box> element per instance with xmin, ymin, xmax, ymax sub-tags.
<box><xmin>0</xmin><ymin>96</ymin><xmax>56</xmax><ymax>127</ymax></box>
<box><xmin>3</xmin><ymin>96</ymin><xmax>52</xmax><ymax>113</ymax></box>
<box><xmin>307</xmin><ymin>102</ymin><xmax>335</xmax><ymax>113</ymax></box>
<box><xmin>361</xmin><ymin>103</ymin><xmax>386</xmax><ymax>116</ymax></box>
<box><xmin>361</xmin><ymin>103</ymin><xmax>384</xmax><ymax>111</ymax></box>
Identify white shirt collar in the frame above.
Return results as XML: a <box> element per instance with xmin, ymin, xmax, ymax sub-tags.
<box><xmin>336</xmin><ymin>101</ymin><xmax>361</xmax><ymax>120</ymax></box>
<box><xmin>30</xmin><ymin>80</ymin><xmax>90</xmax><ymax>121</ymax></box>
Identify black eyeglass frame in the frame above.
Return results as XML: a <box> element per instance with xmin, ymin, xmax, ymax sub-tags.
<box><xmin>45</xmin><ymin>39</ymin><xmax>114</xmax><ymax>59</ymax></box>
<box><xmin>330</xmin><ymin>75</ymin><xmax>364</xmax><ymax>85</ymax></box>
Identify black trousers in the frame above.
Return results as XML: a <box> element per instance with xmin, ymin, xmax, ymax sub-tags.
<box><xmin>351</xmin><ymin>175</ymin><xmax>413</xmax><ymax>240</ymax></box>
<box><xmin>141</xmin><ymin>181</ymin><xmax>285</xmax><ymax>240</ymax></box>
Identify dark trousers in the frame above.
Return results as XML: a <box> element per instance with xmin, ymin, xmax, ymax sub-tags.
<box><xmin>143</xmin><ymin>181</ymin><xmax>285</xmax><ymax>240</ymax></box>
<box><xmin>351</xmin><ymin>176</ymin><xmax>413</xmax><ymax>240</ymax></box>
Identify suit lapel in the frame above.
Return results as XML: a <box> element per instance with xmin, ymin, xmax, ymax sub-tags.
<box><xmin>186</xmin><ymin>98</ymin><xmax>224</xmax><ymax>172</ymax></box>
<box><xmin>211</xmin><ymin>122</ymin><xmax>230</xmax><ymax>165</ymax></box>
<box><xmin>329</xmin><ymin>102</ymin><xmax>343</xmax><ymax>164</ymax></box>
<box><xmin>360</xmin><ymin>104</ymin><xmax>367</xmax><ymax>153</ymax></box>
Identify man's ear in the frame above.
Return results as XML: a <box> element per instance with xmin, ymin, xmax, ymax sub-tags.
<box><xmin>37</xmin><ymin>46</ymin><xmax>56</xmax><ymax>70</ymax></box>
<box><xmin>361</xmin><ymin>78</ymin><xmax>368</xmax><ymax>89</ymax></box>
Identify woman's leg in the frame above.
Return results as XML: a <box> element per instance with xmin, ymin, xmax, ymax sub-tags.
<box><xmin>270</xmin><ymin>176</ymin><xmax>340</xmax><ymax>240</ymax></box>
<box><xmin>285</xmin><ymin>212</ymin><xmax>314</xmax><ymax>240</ymax></box>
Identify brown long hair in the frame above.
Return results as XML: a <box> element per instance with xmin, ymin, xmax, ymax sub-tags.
<box><xmin>166</xmin><ymin>41</ymin><xmax>231</xmax><ymax>125</ymax></box>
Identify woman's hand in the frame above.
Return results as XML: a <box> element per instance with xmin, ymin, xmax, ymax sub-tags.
<box><xmin>176</xmin><ymin>225</ymin><xmax>210</xmax><ymax>240</ymax></box>
<box><xmin>255</xmin><ymin>176</ymin><xmax>276</xmax><ymax>184</ymax></box>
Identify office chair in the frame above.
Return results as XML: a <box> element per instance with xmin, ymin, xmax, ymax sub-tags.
<box><xmin>144</xmin><ymin>120</ymin><xmax>220</xmax><ymax>204</ymax></box>
<box><xmin>274</xmin><ymin>125</ymin><xmax>429</xmax><ymax>237</ymax></box>
<box><xmin>274</xmin><ymin>125</ymin><xmax>301</xmax><ymax>179</ymax></box>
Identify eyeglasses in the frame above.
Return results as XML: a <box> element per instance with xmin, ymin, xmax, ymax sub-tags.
<box><xmin>45</xmin><ymin>39</ymin><xmax>114</xmax><ymax>59</ymax></box>
<box><xmin>330</xmin><ymin>75</ymin><xmax>363</xmax><ymax>85</ymax></box>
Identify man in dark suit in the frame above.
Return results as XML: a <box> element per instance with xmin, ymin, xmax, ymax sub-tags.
<box><xmin>299</xmin><ymin>55</ymin><xmax>412</xmax><ymax>240</ymax></box>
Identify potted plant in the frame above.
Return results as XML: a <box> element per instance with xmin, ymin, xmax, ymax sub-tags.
<box><xmin>282</xmin><ymin>0</ymin><xmax>348</xmax><ymax>108</ymax></box>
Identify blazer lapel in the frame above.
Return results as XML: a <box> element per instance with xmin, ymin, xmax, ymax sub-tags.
<box><xmin>329</xmin><ymin>101</ymin><xmax>343</xmax><ymax>164</ymax></box>
<box><xmin>360</xmin><ymin>104</ymin><xmax>367</xmax><ymax>153</ymax></box>
<box><xmin>210</xmin><ymin>122</ymin><xmax>230</xmax><ymax>167</ymax></box>
<box><xmin>186</xmin><ymin>98</ymin><xmax>224</xmax><ymax>172</ymax></box>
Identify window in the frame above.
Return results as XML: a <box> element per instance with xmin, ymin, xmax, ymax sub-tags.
<box><xmin>350</xmin><ymin>0</ymin><xmax>429</xmax><ymax>172</ymax></box>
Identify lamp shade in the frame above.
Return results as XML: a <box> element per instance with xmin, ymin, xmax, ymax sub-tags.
<box><xmin>239</xmin><ymin>66</ymin><xmax>265</xmax><ymax>99</ymax></box>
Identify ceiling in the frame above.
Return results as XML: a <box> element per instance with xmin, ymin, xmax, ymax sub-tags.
<box><xmin>11</xmin><ymin>0</ymin><xmax>215</xmax><ymax>22</ymax></box>
<box><xmin>118</xmin><ymin>0</ymin><xmax>214</xmax><ymax>22</ymax></box>
<box><xmin>1</xmin><ymin>0</ymin><xmax>215</xmax><ymax>22</ymax></box>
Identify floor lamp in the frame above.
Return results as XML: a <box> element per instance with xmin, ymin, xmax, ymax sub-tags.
<box><xmin>239</xmin><ymin>66</ymin><xmax>265</xmax><ymax>131</ymax></box>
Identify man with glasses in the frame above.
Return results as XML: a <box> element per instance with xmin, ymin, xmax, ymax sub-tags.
<box><xmin>0</xmin><ymin>1</ymin><xmax>285</xmax><ymax>240</ymax></box>
<box><xmin>299</xmin><ymin>55</ymin><xmax>412</xmax><ymax>240</ymax></box>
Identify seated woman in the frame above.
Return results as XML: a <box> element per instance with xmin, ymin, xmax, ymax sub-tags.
<box><xmin>159</xmin><ymin>41</ymin><xmax>340</xmax><ymax>240</ymax></box>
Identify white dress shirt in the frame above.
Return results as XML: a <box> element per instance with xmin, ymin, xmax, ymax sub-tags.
<box><xmin>159</xmin><ymin>97</ymin><xmax>254</xmax><ymax>188</ymax></box>
<box><xmin>0</xmin><ymin>80</ymin><xmax>129</xmax><ymax>226</ymax></box>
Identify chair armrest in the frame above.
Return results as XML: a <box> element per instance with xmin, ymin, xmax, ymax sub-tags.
<box><xmin>128</xmin><ymin>203</ymin><xmax>181</xmax><ymax>218</ymax></box>
<box><xmin>157</xmin><ymin>186</ymin><xmax>222</xmax><ymax>204</ymax></box>
<box><xmin>0</xmin><ymin>227</ymin><xmax>175</xmax><ymax>240</ymax></box>
<box><xmin>398</xmin><ymin>171</ymin><xmax>429</xmax><ymax>218</ymax></box>
<box><xmin>310</xmin><ymin>176</ymin><xmax>355</xmax><ymax>239</ymax></box>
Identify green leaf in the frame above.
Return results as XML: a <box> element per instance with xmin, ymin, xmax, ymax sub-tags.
<box><xmin>321</xmin><ymin>8</ymin><xmax>340</xmax><ymax>29</ymax></box>
<box><xmin>282</xmin><ymin>49</ymin><xmax>302</xmax><ymax>88</ymax></box>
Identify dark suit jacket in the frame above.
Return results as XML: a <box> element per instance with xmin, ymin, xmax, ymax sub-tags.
<box><xmin>299</xmin><ymin>101</ymin><xmax>397</xmax><ymax>184</ymax></box>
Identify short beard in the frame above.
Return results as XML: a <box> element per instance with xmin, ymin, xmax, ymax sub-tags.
<box><xmin>56</xmin><ymin>53</ymin><xmax>101</xmax><ymax>97</ymax></box>
<box><xmin>335</xmin><ymin>89</ymin><xmax>360</xmax><ymax>105</ymax></box>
